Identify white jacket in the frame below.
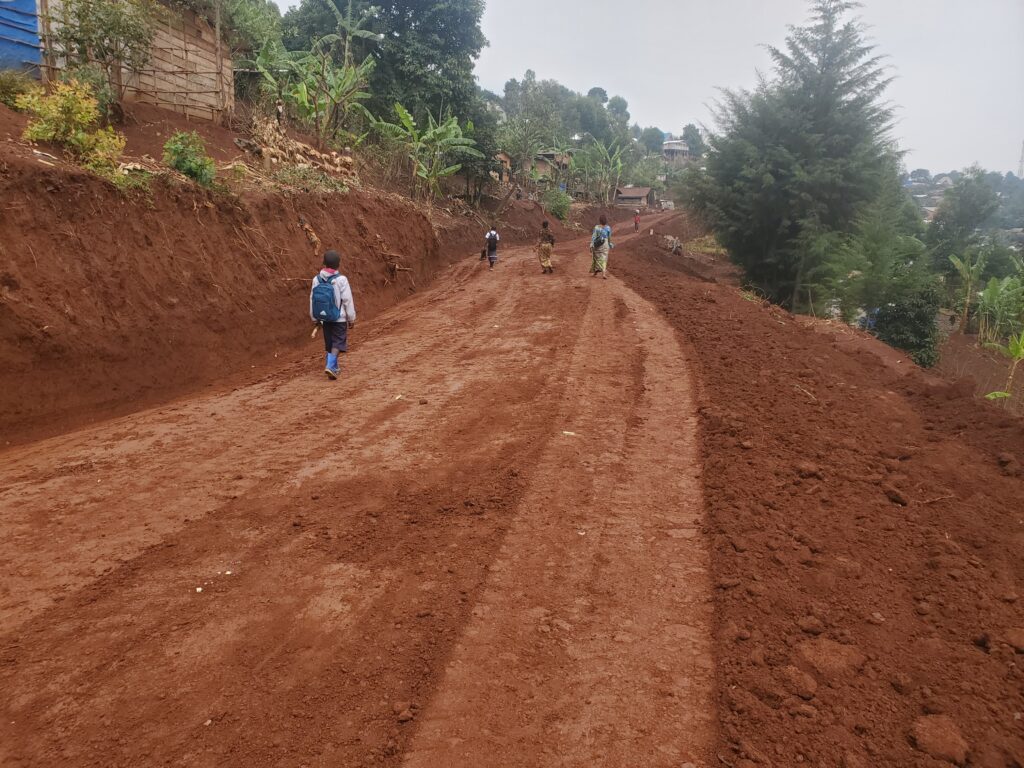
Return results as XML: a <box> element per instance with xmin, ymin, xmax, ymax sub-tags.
<box><xmin>309</xmin><ymin>269</ymin><xmax>356</xmax><ymax>323</ymax></box>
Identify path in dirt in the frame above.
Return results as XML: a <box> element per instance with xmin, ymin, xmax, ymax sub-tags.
<box><xmin>0</xmin><ymin>221</ymin><xmax>713</xmax><ymax>767</ymax></box>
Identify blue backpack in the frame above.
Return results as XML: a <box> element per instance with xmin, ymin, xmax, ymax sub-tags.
<box><xmin>311</xmin><ymin>274</ymin><xmax>342</xmax><ymax>322</ymax></box>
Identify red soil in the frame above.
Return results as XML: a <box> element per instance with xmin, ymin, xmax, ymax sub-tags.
<box><xmin>615</xmin><ymin>222</ymin><xmax>1024</xmax><ymax>768</ymax></box>
<box><xmin>0</xmin><ymin>103</ymin><xmax>587</xmax><ymax>443</ymax></box>
<box><xmin>937</xmin><ymin>332</ymin><xmax>1024</xmax><ymax>414</ymax></box>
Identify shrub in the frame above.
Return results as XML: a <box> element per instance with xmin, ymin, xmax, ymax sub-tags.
<box><xmin>541</xmin><ymin>188</ymin><xmax>572</xmax><ymax>221</ymax></box>
<box><xmin>874</xmin><ymin>271</ymin><xmax>943</xmax><ymax>367</ymax></box>
<box><xmin>16</xmin><ymin>79</ymin><xmax>126</xmax><ymax>175</ymax></box>
<box><xmin>163</xmin><ymin>131</ymin><xmax>216</xmax><ymax>186</ymax></box>
<box><xmin>60</xmin><ymin>63</ymin><xmax>117</xmax><ymax>120</ymax></box>
<box><xmin>82</xmin><ymin>126</ymin><xmax>127</xmax><ymax>173</ymax></box>
<box><xmin>0</xmin><ymin>69</ymin><xmax>40</xmax><ymax>109</ymax></box>
<box><xmin>17</xmin><ymin>80</ymin><xmax>99</xmax><ymax>145</ymax></box>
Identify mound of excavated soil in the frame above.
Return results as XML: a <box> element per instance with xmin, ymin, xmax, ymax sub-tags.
<box><xmin>616</xmin><ymin>229</ymin><xmax>1024</xmax><ymax>767</ymax></box>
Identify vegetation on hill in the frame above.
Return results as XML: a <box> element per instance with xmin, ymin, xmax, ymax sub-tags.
<box><xmin>685</xmin><ymin>0</ymin><xmax>1024</xmax><ymax>369</ymax></box>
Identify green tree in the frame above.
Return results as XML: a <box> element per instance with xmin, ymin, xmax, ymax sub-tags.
<box><xmin>282</xmin><ymin>0</ymin><xmax>486</xmax><ymax>121</ymax></box>
<box><xmin>498</xmin><ymin>115</ymin><xmax>545</xmax><ymax>189</ymax></box>
<box><xmin>224</xmin><ymin>0</ymin><xmax>282</xmax><ymax>55</ymax></box>
<box><xmin>835</xmin><ymin>168</ymin><xmax>926</xmax><ymax>318</ymax></box>
<box><xmin>689</xmin><ymin>0</ymin><xmax>895</xmax><ymax>309</ymax></box>
<box><xmin>874</xmin><ymin>268</ymin><xmax>944</xmax><ymax>367</ymax></box>
<box><xmin>681</xmin><ymin>123</ymin><xmax>706</xmax><ymax>158</ymax></box>
<box><xmin>606</xmin><ymin>95</ymin><xmax>630</xmax><ymax>135</ymax></box>
<box><xmin>927</xmin><ymin>166</ymin><xmax>999</xmax><ymax>276</ymax></box>
<box><xmin>586</xmin><ymin>86</ymin><xmax>608</xmax><ymax>104</ymax></box>
<box><xmin>50</xmin><ymin>0</ymin><xmax>162</xmax><ymax>103</ymax></box>
<box><xmin>639</xmin><ymin>126</ymin><xmax>664</xmax><ymax>155</ymax></box>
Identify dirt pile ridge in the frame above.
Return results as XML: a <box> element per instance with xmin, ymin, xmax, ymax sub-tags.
<box><xmin>616</xmin><ymin>228</ymin><xmax>1024</xmax><ymax>767</ymax></box>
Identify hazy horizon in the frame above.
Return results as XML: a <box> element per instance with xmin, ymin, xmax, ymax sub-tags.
<box><xmin>271</xmin><ymin>0</ymin><xmax>1024</xmax><ymax>175</ymax></box>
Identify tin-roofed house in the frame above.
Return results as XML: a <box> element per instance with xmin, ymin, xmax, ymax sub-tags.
<box><xmin>615</xmin><ymin>186</ymin><xmax>657</xmax><ymax>209</ymax></box>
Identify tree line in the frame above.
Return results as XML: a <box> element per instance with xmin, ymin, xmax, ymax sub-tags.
<box><xmin>686</xmin><ymin>0</ymin><xmax>1024</xmax><ymax>372</ymax></box>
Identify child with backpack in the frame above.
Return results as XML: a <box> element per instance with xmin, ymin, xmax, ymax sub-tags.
<box><xmin>484</xmin><ymin>226</ymin><xmax>500</xmax><ymax>270</ymax></box>
<box><xmin>537</xmin><ymin>220</ymin><xmax>556</xmax><ymax>274</ymax></box>
<box><xmin>309</xmin><ymin>249</ymin><xmax>356</xmax><ymax>380</ymax></box>
<box><xmin>590</xmin><ymin>214</ymin><xmax>613</xmax><ymax>279</ymax></box>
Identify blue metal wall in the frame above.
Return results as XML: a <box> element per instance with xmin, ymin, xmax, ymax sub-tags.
<box><xmin>0</xmin><ymin>0</ymin><xmax>41</xmax><ymax>71</ymax></box>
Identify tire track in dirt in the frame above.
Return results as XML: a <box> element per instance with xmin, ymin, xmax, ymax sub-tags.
<box><xmin>403</xmin><ymin>254</ymin><xmax>713</xmax><ymax>767</ymax></box>
<box><xmin>0</xmin><ymin>221</ymin><xmax>710</xmax><ymax>767</ymax></box>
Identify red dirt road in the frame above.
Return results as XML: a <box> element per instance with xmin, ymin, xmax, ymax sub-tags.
<box><xmin>0</xmin><ymin>227</ymin><xmax>714</xmax><ymax>767</ymax></box>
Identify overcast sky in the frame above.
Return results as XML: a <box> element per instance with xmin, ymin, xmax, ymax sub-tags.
<box><xmin>474</xmin><ymin>0</ymin><xmax>1024</xmax><ymax>174</ymax></box>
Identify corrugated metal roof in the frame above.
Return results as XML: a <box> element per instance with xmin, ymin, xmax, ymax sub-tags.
<box><xmin>0</xmin><ymin>0</ymin><xmax>41</xmax><ymax>70</ymax></box>
<box><xmin>616</xmin><ymin>187</ymin><xmax>652</xmax><ymax>197</ymax></box>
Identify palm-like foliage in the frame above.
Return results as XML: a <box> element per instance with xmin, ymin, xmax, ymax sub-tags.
<box><xmin>246</xmin><ymin>38</ymin><xmax>373</xmax><ymax>147</ymax></box>
<box><xmin>372</xmin><ymin>103</ymin><xmax>483</xmax><ymax>202</ymax></box>
<box><xmin>977</xmin><ymin>277</ymin><xmax>1024</xmax><ymax>345</ymax></box>
<box><xmin>499</xmin><ymin>117</ymin><xmax>546</xmax><ymax>187</ymax></box>
<box><xmin>321</xmin><ymin>0</ymin><xmax>382</xmax><ymax>67</ymax></box>
<box><xmin>984</xmin><ymin>331</ymin><xmax>1024</xmax><ymax>403</ymax></box>
<box><xmin>949</xmin><ymin>251</ymin><xmax>988</xmax><ymax>332</ymax></box>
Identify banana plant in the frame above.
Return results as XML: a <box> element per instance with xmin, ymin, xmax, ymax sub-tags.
<box><xmin>984</xmin><ymin>330</ymin><xmax>1024</xmax><ymax>405</ymax></box>
<box><xmin>322</xmin><ymin>0</ymin><xmax>383</xmax><ymax>67</ymax></box>
<box><xmin>949</xmin><ymin>250</ymin><xmax>988</xmax><ymax>333</ymax></box>
<box><xmin>287</xmin><ymin>38</ymin><xmax>373</xmax><ymax>147</ymax></box>
<box><xmin>977</xmin><ymin>277</ymin><xmax>1024</xmax><ymax>345</ymax></box>
<box><xmin>372</xmin><ymin>103</ymin><xmax>483</xmax><ymax>203</ymax></box>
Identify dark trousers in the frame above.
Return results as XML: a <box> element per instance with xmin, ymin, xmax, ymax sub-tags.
<box><xmin>322</xmin><ymin>321</ymin><xmax>348</xmax><ymax>353</ymax></box>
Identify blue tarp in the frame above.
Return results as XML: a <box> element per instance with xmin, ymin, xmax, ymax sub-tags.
<box><xmin>0</xmin><ymin>0</ymin><xmax>41</xmax><ymax>71</ymax></box>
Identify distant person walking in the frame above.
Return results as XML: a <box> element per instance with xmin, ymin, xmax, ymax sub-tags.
<box><xmin>634</xmin><ymin>209</ymin><xmax>641</xmax><ymax>232</ymax></box>
<box><xmin>537</xmin><ymin>220</ymin><xmax>556</xmax><ymax>274</ymax></box>
<box><xmin>590</xmin><ymin>214</ymin><xmax>613</xmax><ymax>279</ymax></box>
<box><xmin>309</xmin><ymin>249</ymin><xmax>356</xmax><ymax>380</ymax></box>
<box><xmin>483</xmin><ymin>225</ymin><xmax>500</xmax><ymax>270</ymax></box>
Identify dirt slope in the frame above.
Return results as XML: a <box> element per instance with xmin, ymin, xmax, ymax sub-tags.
<box><xmin>0</xmin><ymin>223</ymin><xmax>714</xmax><ymax>768</ymax></box>
<box><xmin>616</xmin><ymin>226</ymin><xmax>1024</xmax><ymax>768</ymax></box>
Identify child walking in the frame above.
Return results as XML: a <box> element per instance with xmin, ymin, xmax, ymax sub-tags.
<box><xmin>484</xmin><ymin>225</ymin><xmax>500</xmax><ymax>270</ymax></box>
<box><xmin>537</xmin><ymin>220</ymin><xmax>556</xmax><ymax>274</ymax></box>
<box><xmin>309</xmin><ymin>249</ymin><xmax>356</xmax><ymax>380</ymax></box>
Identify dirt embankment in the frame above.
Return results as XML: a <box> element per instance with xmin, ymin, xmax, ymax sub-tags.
<box><xmin>616</xmin><ymin>226</ymin><xmax>1024</xmax><ymax>767</ymax></box>
<box><xmin>0</xmin><ymin>153</ymin><xmax>448</xmax><ymax>442</ymax></box>
<box><xmin>0</xmin><ymin>103</ymin><xmax>585</xmax><ymax>443</ymax></box>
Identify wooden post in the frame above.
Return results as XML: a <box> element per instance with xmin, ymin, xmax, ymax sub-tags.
<box><xmin>37</xmin><ymin>0</ymin><xmax>56</xmax><ymax>83</ymax></box>
<box><xmin>214</xmin><ymin>0</ymin><xmax>223</xmax><ymax>121</ymax></box>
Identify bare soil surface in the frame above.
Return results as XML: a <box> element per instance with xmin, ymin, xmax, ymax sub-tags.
<box><xmin>0</xmin><ymin>221</ymin><xmax>714</xmax><ymax>767</ymax></box>
<box><xmin>615</xmin><ymin>227</ymin><xmax>1024</xmax><ymax>768</ymax></box>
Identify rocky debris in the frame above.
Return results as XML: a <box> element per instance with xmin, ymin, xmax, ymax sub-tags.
<box><xmin>798</xmin><ymin>615</ymin><xmax>825</xmax><ymax>635</ymax></box>
<box><xmin>890</xmin><ymin>672</ymin><xmax>914</xmax><ymax>694</ymax></box>
<box><xmin>796</xmin><ymin>638</ymin><xmax>866</xmax><ymax>679</ymax></box>
<box><xmin>795</xmin><ymin>461</ymin><xmax>823</xmax><ymax>480</ymax></box>
<box><xmin>911</xmin><ymin>715</ymin><xmax>969</xmax><ymax>765</ymax></box>
<box><xmin>1002</xmin><ymin>628</ymin><xmax>1024</xmax><ymax>653</ymax></box>
<box><xmin>781</xmin><ymin>665</ymin><xmax>818</xmax><ymax>700</ymax></box>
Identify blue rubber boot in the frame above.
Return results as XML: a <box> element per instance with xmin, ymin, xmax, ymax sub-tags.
<box><xmin>325</xmin><ymin>353</ymin><xmax>339</xmax><ymax>380</ymax></box>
